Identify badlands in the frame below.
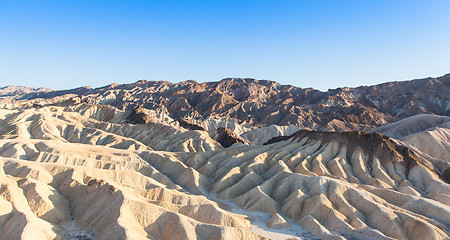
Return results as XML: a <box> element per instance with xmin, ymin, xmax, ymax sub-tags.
<box><xmin>0</xmin><ymin>75</ymin><xmax>449</xmax><ymax>240</ymax></box>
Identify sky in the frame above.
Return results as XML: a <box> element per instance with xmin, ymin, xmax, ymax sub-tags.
<box><xmin>0</xmin><ymin>0</ymin><xmax>449</xmax><ymax>91</ymax></box>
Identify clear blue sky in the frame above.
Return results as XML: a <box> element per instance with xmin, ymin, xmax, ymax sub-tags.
<box><xmin>1</xmin><ymin>0</ymin><xmax>449</xmax><ymax>90</ymax></box>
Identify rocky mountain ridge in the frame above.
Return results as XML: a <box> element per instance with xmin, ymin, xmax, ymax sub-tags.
<box><xmin>10</xmin><ymin>74</ymin><xmax>449</xmax><ymax>132</ymax></box>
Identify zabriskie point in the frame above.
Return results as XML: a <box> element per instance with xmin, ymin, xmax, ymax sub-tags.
<box><xmin>0</xmin><ymin>75</ymin><xmax>449</xmax><ymax>239</ymax></box>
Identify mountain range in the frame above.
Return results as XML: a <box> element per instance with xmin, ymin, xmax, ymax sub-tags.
<box><xmin>14</xmin><ymin>73</ymin><xmax>450</xmax><ymax>132</ymax></box>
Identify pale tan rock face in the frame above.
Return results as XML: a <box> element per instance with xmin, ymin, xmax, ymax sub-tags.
<box><xmin>266</xmin><ymin>213</ymin><xmax>290</xmax><ymax>229</ymax></box>
<box><xmin>373</xmin><ymin>114</ymin><xmax>450</xmax><ymax>163</ymax></box>
<box><xmin>0</xmin><ymin>101</ymin><xmax>449</xmax><ymax>239</ymax></box>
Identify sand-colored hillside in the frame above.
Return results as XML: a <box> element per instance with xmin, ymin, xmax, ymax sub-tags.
<box><xmin>373</xmin><ymin>114</ymin><xmax>450</xmax><ymax>162</ymax></box>
<box><xmin>0</xmin><ymin>106</ymin><xmax>449</xmax><ymax>240</ymax></box>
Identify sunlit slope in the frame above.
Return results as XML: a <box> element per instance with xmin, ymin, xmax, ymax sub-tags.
<box><xmin>0</xmin><ymin>106</ymin><xmax>449</xmax><ymax>240</ymax></box>
<box><xmin>373</xmin><ymin>114</ymin><xmax>450</xmax><ymax>162</ymax></box>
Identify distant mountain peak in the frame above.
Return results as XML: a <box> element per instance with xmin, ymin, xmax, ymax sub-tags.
<box><xmin>0</xmin><ymin>85</ymin><xmax>51</xmax><ymax>97</ymax></box>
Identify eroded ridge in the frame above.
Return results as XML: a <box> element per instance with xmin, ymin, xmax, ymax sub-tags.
<box><xmin>0</xmin><ymin>106</ymin><xmax>449</xmax><ymax>240</ymax></box>
<box><xmin>140</xmin><ymin>130</ymin><xmax>450</xmax><ymax>240</ymax></box>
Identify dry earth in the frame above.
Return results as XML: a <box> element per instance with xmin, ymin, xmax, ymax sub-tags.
<box><xmin>0</xmin><ymin>103</ymin><xmax>448</xmax><ymax>240</ymax></box>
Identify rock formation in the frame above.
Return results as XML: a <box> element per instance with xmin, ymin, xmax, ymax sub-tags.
<box><xmin>127</xmin><ymin>106</ymin><xmax>156</xmax><ymax>124</ymax></box>
<box><xmin>178</xmin><ymin>118</ymin><xmax>205</xmax><ymax>131</ymax></box>
<box><xmin>213</xmin><ymin>127</ymin><xmax>246</xmax><ymax>148</ymax></box>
